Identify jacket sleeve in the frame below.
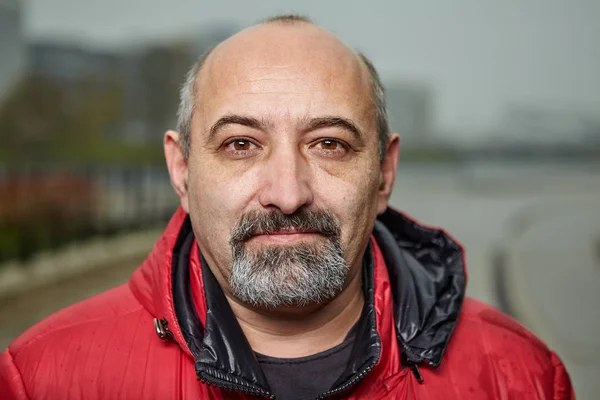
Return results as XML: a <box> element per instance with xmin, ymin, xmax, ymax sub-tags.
<box><xmin>0</xmin><ymin>349</ymin><xmax>29</xmax><ymax>400</ymax></box>
<box><xmin>551</xmin><ymin>351</ymin><xmax>575</xmax><ymax>400</ymax></box>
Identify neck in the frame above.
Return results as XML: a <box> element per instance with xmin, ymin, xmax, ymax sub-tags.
<box><xmin>226</xmin><ymin>268</ymin><xmax>364</xmax><ymax>358</ymax></box>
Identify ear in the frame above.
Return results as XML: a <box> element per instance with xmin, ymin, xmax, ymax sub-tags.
<box><xmin>376</xmin><ymin>133</ymin><xmax>400</xmax><ymax>215</ymax></box>
<box><xmin>164</xmin><ymin>130</ymin><xmax>190</xmax><ymax>213</ymax></box>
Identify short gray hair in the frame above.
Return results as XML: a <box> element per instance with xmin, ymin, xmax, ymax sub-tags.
<box><xmin>176</xmin><ymin>16</ymin><xmax>390</xmax><ymax>161</ymax></box>
<box><xmin>176</xmin><ymin>46</ymin><xmax>214</xmax><ymax>159</ymax></box>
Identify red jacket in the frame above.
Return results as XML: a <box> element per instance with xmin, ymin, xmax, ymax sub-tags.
<box><xmin>0</xmin><ymin>208</ymin><xmax>574</xmax><ymax>399</ymax></box>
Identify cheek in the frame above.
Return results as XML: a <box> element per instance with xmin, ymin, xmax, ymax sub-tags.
<box><xmin>187</xmin><ymin>159</ymin><xmax>260</xmax><ymax>261</ymax></box>
<box><xmin>311</xmin><ymin>162</ymin><xmax>380</xmax><ymax>253</ymax></box>
<box><xmin>189</xmin><ymin>156</ymin><xmax>259</xmax><ymax>215</ymax></box>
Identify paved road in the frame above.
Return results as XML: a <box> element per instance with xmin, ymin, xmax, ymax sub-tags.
<box><xmin>495</xmin><ymin>199</ymin><xmax>600</xmax><ymax>399</ymax></box>
<box><xmin>0</xmin><ymin>254</ymin><xmax>144</xmax><ymax>350</ymax></box>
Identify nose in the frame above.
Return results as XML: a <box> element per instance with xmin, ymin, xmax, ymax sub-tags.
<box><xmin>257</xmin><ymin>146</ymin><xmax>313</xmax><ymax>214</ymax></box>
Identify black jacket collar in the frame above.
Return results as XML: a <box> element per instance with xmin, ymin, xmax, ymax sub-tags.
<box><xmin>374</xmin><ymin>209</ymin><xmax>466</xmax><ymax>367</ymax></box>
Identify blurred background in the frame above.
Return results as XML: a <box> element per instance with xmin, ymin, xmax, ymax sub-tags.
<box><xmin>0</xmin><ymin>0</ymin><xmax>599</xmax><ymax>397</ymax></box>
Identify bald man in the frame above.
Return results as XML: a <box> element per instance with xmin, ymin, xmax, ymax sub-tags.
<box><xmin>1</xmin><ymin>15</ymin><xmax>573</xmax><ymax>400</ymax></box>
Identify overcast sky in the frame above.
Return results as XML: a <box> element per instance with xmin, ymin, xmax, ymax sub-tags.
<box><xmin>23</xmin><ymin>0</ymin><xmax>600</xmax><ymax>138</ymax></box>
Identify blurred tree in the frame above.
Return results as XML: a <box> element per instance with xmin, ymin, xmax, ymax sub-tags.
<box><xmin>0</xmin><ymin>173</ymin><xmax>98</xmax><ymax>262</ymax></box>
<box><xmin>0</xmin><ymin>72</ymin><xmax>139</xmax><ymax>165</ymax></box>
<box><xmin>0</xmin><ymin>40</ymin><xmax>196</xmax><ymax>263</ymax></box>
<box><xmin>138</xmin><ymin>41</ymin><xmax>194</xmax><ymax>135</ymax></box>
<box><xmin>0</xmin><ymin>74</ymin><xmax>69</xmax><ymax>158</ymax></box>
<box><xmin>69</xmin><ymin>77</ymin><xmax>125</xmax><ymax>147</ymax></box>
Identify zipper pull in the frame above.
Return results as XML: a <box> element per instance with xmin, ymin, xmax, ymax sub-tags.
<box><xmin>154</xmin><ymin>317</ymin><xmax>178</xmax><ymax>344</ymax></box>
<box><xmin>408</xmin><ymin>363</ymin><xmax>424</xmax><ymax>384</ymax></box>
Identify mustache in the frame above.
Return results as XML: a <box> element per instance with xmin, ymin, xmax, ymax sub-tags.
<box><xmin>230</xmin><ymin>208</ymin><xmax>340</xmax><ymax>244</ymax></box>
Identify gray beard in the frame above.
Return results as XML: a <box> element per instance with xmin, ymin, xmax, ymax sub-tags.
<box><xmin>228</xmin><ymin>238</ymin><xmax>348</xmax><ymax>308</ymax></box>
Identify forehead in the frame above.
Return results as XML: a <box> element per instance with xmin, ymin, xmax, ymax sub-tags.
<box><xmin>195</xmin><ymin>23</ymin><xmax>374</xmax><ymax>126</ymax></box>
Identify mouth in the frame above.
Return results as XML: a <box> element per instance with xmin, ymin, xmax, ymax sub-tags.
<box><xmin>247</xmin><ymin>229</ymin><xmax>323</xmax><ymax>244</ymax></box>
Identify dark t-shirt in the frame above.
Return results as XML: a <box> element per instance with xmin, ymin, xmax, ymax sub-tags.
<box><xmin>255</xmin><ymin>325</ymin><xmax>357</xmax><ymax>400</ymax></box>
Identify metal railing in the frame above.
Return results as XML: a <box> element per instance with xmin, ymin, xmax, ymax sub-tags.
<box><xmin>0</xmin><ymin>165</ymin><xmax>178</xmax><ymax>263</ymax></box>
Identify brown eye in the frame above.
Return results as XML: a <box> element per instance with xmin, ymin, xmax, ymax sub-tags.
<box><xmin>311</xmin><ymin>139</ymin><xmax>349</xmax><ymax>158</ymax></box>
<box><xmin>223</xmin><ymin>138</ymin><xmax>259</xmax><ymax>158</ymax></box>
<box><xmin>320</xmin><ymin>140</ymin><xmax>339</xmax><ymax>150</ymax></box>
<box><xmin>233</xmin><ymin>140</ymin><xmax>250</xmax><ymax>151</ymax></box>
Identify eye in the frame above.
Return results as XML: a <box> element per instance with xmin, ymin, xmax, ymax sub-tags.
<box><xmin>320</xmin><ymin>140</ymin><xmax>340</xmax><ymax>151</ymax></box>
<box><xmin>312</xmin><ymin>139</ymin><xmax>349</xmax><ymax>157</ymax></box>
<box><xmin>232</xmin><ymin>139</ymin><xmax>251</xmax><ymax>151</ymax></box>
<box><xmin>222</xmin><ymin>138</ymin><xmax>260</xmax><ymax>157</ymax></box>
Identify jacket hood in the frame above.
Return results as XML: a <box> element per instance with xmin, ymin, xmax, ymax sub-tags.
<box><xmin>375</xmin><ymin>208</ymin><xmax>467</xmax><ymax>367</ymax></box>
<box><xmin>129</xmin><ymin>206</ymin><xmax>466</xmax><ymax>390</ymax></box>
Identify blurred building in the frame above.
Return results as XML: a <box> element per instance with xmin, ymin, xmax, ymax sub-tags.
<box><xmin>119</xmin><ymin>25</ymin><xmax>234</xmax><ymax>143</ymax></box>
<box><xmin>385</xmin><ymin>82</ymin><xmax>434</xmax><ymax>146</ymax></box>
<box><xmin>23</xmin><ymin>26</ymin><xmax>236</xmax><ymax>144</ymax></box>
<box><xmin>20</xmin><ymin>41</ymin><xmax>125</xmax><ymax>144</ymax></box>
<box><xmin>29</xmin><ymin>42</ymin><xmax>122</xmax><ymax>85</ymax></box>
<box><xmin>0</xmin><ymin>0</ymin><xmax>25</xmax><ymax>101</ymax></box>
<box><xmin>498</xmin><ymin>105</ymin><xmax>600</xmax><ymax>146</ymax></box>
<box><xmin>119</xmin><ymin>42</ymin><xmax>195</xmax><ymax>143</ymax></box>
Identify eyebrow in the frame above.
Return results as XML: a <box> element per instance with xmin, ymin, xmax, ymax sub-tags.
<box><xmin>206</xmin><ymin>115</ymin><xmax>268</xmax><ymax>142</ymax></box>
<box><xmin>301</xmin><ymin>116</ymin><xmax>363</xmax><ymax>141</ymax></box>
<box><xmin>205</xmin><ymin>114</ymin><xmax>363</xmax><ymax>142</ymax></box>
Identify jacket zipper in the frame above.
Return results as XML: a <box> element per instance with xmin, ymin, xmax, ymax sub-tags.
<box><xmin>197</xmin><ymin>371</ymin><xmax>275</xmax><ymax>399</ymax></box>
<box><xmin>154</xmin><ymin>318</ymin><xmax>179</xmax><ymax>345</ymax></box>
<box><xmin>154</xmin><ymin>318</ymin><xmax>274</xmax><ymax>398</ymax></box>
<box><xmin>198</xmin><ymin>362</ymin><xmax>376</xmax><ymax>400</ymax></box>
<box><xmin>157</xmin><ymin>317</ymin><xmax>422</xmax><ymax>397</ymax></box>
<box><xmin>399</xmin><ymin>339</ymin><xmax>426</xmax><ymax>384</ymax></box>
<box><xmin>315</xmin><ymin>356</ymin><xmax>423</xmax><ymax>399</ymax></box>
<box><xmin>407</xmin><ymin>362</ymin><xmax>424</xmax><ymax>383</ymax></box>
<box><xmin>314</xmin><ymin>363</ymin><xmax>376</xmax><ymax>399</ymax></box>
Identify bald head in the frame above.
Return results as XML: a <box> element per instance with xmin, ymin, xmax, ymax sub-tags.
<box><xmin>176</xmin><ymin>15</ymin><xmax>389</xmax><ymax>160</ymax></box>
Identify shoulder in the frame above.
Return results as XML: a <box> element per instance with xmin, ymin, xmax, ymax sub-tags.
<box><xmin>423</xmin><ymin>298</ymin><xmax>574</xmax><ymax>398</ymax></box>
<box><xmin>7</xmin><ymin>284</ymin><xmax>153</xmax><ymax>378</ymax></box>
<box><xmin>456</xmin><ymin>297</ymin><xmax>550</xmax><ymax>354</ymax></box>
<box><xmin>3</xmin><ymin>284</ymin><xmax>164</xmax><ymax>398</ymax></box>
<box><xmin>440</xmin><ymin>297</ymin><xmax>560</xmax><ymax>391</ymax></box>
<box><xmin>9</xmin><ymin>283</ymin><xmax>145</xmax><ymax>357</ymax></box>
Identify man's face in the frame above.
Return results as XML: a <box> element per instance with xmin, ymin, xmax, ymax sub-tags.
<box><xmin>167</xmin><ymin>23</ymin><xmax>398</xmax><ymax>309</ymax></box>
